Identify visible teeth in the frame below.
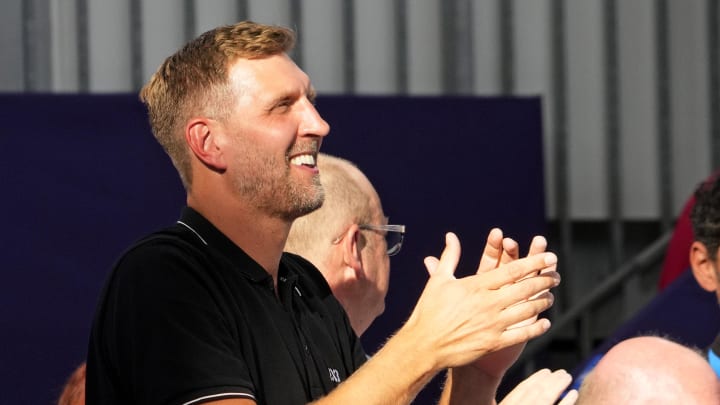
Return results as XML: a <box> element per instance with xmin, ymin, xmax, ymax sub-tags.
<box><xmin>290</xmin><ymin>154</ymin><xmax>316</xmax><ymax>166</ymax></box>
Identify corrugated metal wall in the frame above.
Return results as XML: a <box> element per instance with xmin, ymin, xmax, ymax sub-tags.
<box><xmin>5</xmin><ymin>0</ymin><xmax>718</xmax><ymax>223</ymax></box>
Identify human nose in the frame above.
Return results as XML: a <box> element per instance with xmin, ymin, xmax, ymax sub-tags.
<box><xmin>299</xmin><ymin>99</ymin><xmax>330</xmax><ymax>138</ymax></box>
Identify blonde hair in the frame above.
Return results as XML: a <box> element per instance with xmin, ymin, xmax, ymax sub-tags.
<box><xmin>286</xmin><ymin>154</ymin><xmax>375</xmax><ymax>262</ymax></box>
<box><xmin>139</xmin><ymin>21</ymin><xmax>296</xmax><ymax>190</ymax></box>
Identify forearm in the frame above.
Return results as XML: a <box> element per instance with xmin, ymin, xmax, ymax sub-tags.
<box><xmin>438</xmin><ymin>366</ymin><xmax>501</xmax><ymax>405</ymax></box>
<box><xmin>311</xmin><ymin>326</ymin><xmax>441</xmax><ymax>405</ymax></box>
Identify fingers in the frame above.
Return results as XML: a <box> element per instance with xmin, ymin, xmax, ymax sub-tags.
<box><xmin>558</xmin><ymin>389</ymin><xmax>579</xmax><ymax>405</ymax></box>
<box><xmin>426</xmin><ymin>232</ymin><xmax>462</xmax><ymax>279</ymax></box>
<box><xmin>476</xmin><ymin>228</ymin><xmax>504</xmax><ymax>273</ymax></box>
<box><xmin>499</xmin><ymin>368</ymin><xmax>551</xmax><ymax>404</ymax></box>
<box><xmin>499</xmin><ymin>368</ymin><xmax>575</xmax><ymax>405</ymax></box>
<box><xmin>423</xmin><ymin>256</ymin><xmax>440</xmax><ymax>276</ymax></box>
<box><xmin>428</xmin><ymin>233</ymin><xmax>557</xmax><ymax>287</ymax></box>
<box><xmin>526</xmin><ymin>235</ymin><xmax>547</xmax><ymax>257</ymax></box>
<box><xmin>501</xmin><ymin>290</ymin><xmax>555</xmax><ymax>327</ymax></box>
<box><xmin>526</xmin><ymin>236</ymin><xmax>555</xmax><ymax>296</ymax></box>
<box><xmin>499</xmin><ymin>238</ymin><xmax>519</xmax><ymax>264</ymax></box>
<box><xmin>498</xmin><ymin>318</ymin><xmax>552</xmax><ymax>349</ymax></box>
<box><xmin>482</xmin><ymin>253</ymin><xmax>558</xmax><ymax>290</ymax></box>
<box><xmin>478</xmin><ymin>232</ymin><xmax>546</xmax><ymax>275</ymax></box>
<box><xmin>518</xmin><ymin>272</ymin><xmax>558</xmax><ymax>304</ymax></box>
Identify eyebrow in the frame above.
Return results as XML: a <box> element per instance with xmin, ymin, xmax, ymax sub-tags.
<box><xmin>307</xmin><ymin>87</ymin><xmax>317</xmax><ymax>103</ymax></box>
<box><xmin>266</xmin><ymin>86</ymin><xmax>317</xmax><ymax>109</ymax></box>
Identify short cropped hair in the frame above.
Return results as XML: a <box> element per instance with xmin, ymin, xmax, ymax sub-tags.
<box><xmin>139</xmin><ymin>21</ymin><xmax>296</xmax><ymax>190</ymax></box>
<box><xmin>690</xmin><ymin>175</ymin><xmax>720</xmax><ymax>260</ymax></box>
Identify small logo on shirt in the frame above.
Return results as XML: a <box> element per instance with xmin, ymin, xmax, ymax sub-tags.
<box><xmin>328</xmin><ymin>368</ymin><xmax>341</xmax><ymax>383</ymax></box>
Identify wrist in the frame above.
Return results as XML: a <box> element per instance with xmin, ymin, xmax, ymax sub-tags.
<box><xmin>452</xmin><ymin>365</ymin><xmax>503</xmax><ymax>390</ymax></box>
<box><xmin>391</xmin><ymin>317</ymin><xmax>445</xmax><ymax>374</ymax></box>
<box><xmin>442</xmin><ymin>367</ymin><xmax>501</xmax><ymax>405</ymax></box>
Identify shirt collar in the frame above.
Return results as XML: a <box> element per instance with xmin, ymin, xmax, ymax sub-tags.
<box><xmin>178</xmin><ymin>206</ymin><xmax>274</xmax><ymax>283</ymax></box>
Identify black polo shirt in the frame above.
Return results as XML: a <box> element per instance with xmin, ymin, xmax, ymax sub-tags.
<box><xmin>87</xmin><ymin>207</ymin><xmax>367</xmax><ymax>405</ymax></box>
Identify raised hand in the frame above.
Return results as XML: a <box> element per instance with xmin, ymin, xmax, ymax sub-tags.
<box><xmin>339</xmin><ymin>231</ymin><xmax>560</xmax><ymax>405</ymax></box>
<box><xmin>471</xmin><ymin>230</ymin><xmax>550</xmax><ymax>377</ymax></box>
<box><xmin>476</xmin><ymin>228</ymin><xmax>520</xmax><ymax>273</ymax></box>
<box><xmin>427</xmin><ymin>229</ymin><xmax>554</xmax><ymax>378</ymax></box>
<box><xmin>407</xmin><ymin>232</ymin><xmax>559</xmax><ymax>370</ymax></box>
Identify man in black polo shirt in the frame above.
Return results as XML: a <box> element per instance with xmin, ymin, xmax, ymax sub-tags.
<box><xmin>86</xmin><ymin>20</ymin><xmax>561</xmax><ymax>405</ymax></box>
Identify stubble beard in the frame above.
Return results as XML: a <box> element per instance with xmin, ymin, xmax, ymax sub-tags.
<box><xmin>232</xmin><ymin>154</ymin><xmax>325</xmax><ymax>222</ymax></box>
<box><xmin>285</xmin><ymin>174</ymin><xmax>324</xmax><ymax>220</ymax></box>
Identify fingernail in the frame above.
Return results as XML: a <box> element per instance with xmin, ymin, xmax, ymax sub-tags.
<box><xmin>544</xmin><ymin>252</ymin><xmax>557</xmax><ymax>265</ymax></box>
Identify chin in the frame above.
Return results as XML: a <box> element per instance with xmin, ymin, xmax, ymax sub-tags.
<box><xmin>283</xmin><ymin>200</ymin><xmax>322</xmax><ymax>222</ymax></box>
<box><xmin>298</xmin><ymin>198</ymin><xmax>323</xmax><ymax>216</ymax></box>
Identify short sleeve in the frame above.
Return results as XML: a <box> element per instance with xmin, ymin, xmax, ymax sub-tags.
<box><xmin>98</xmin><ymin>239</ymin><xmax>255</xmax><ymax>404</ymax></box>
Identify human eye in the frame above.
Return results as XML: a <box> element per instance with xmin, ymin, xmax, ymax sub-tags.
<box><xmin>269</xmin><ymin>98</ymin><xmax>293</xmax><ymax>113</ymax></box>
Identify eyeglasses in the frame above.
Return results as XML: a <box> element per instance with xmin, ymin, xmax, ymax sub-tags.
<box><xmin>359</xmin><ymin>224</ymin><xmax>406</xmax><ymax>256</ymax></box>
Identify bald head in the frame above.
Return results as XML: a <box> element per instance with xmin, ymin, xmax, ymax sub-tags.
<box><xmin>286</xmin><ymin>154</ymin><xmax>379</xmax><ymax>265</ymax></box>
<box><xmin>286</xmin><ymin>153</ymin><xmax>390</xmax><ymax>336</ymax></box>
<box><xmin>577</xmin><ymin>336</ymin><xmax>720</xmax><ymax>404</ymax></box>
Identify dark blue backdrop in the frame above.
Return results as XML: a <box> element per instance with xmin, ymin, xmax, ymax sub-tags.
<box><xmin>0</xmin><ymin>94</ymin><xmax>546</xmax><ymax>404</ymax></box>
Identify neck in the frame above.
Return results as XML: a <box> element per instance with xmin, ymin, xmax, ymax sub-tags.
<box><xmin>187</xmin><ymin>193</ymin><xmax>291</xmax><ymax>283</ymax></box>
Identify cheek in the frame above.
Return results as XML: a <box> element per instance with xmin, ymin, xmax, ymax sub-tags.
<box><xmin>262</xmin><ymin>116</ymin><xmax>300</xmax><ymax>139</ymax></box>
<box><xmin>238</xmin><ymin>119</ymin><xmax>296</xmax><ymax>148</ymax></box>
<box><xmin>365</xmin><ymin>249</ymin><xmax>388</xmax><ymax>284</ymax></box>
<box><xmin>377</xmin><ymin>257</ymin><xmax>390</xmax><ymax>288</ymax></box>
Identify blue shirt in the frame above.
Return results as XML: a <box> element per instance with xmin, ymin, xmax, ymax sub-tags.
<box><xmin>709</xmin><ymin>334</ymin><xmax>720</xmax><ymax>378</ymax></box>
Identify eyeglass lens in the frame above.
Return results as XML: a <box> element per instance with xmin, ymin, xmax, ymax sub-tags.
<box><xmin>386</xmin><ymin>231</ymin><xmax>404</xmax><ymax>256</ymax></box>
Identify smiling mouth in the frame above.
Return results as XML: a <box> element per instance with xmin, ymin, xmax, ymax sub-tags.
<box><xmin>289</xmin><ymin>153</ymin><xmax>317</xmax><ymax>168</ymax></box>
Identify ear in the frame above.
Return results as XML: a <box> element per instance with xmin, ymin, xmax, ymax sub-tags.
<box><xmin>690</xmin><ymin>241</ymin><xmax>719</xmax><ymax>292</ymax></box>
<box><xmin>341</xmin><ymin>224</ymin><xmax>364</xmax><ymax>274</ymax></box>
<box><xmin>185</xmin><ymin>118</ymin><xmax>227</xmax><ymax>171</ymax></box>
